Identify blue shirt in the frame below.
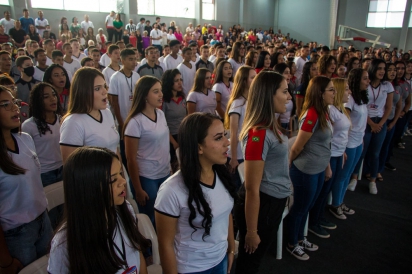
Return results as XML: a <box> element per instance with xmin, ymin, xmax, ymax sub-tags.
<box><xmin>19</xmin><ymin>17</ymin><xmax>35</xmax><ymax>34</ymax></box>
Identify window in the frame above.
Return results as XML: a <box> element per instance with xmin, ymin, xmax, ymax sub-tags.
<box><xmin>137</xmin><ymin>0</ymin><xmax>195</xmax><ymax>18</ymax></box>
<box><xmin>137</xmin><ymin>0</ymin><xmax>155</xmax><ymax>15</ymax></box>
<box><xmin>202</xmin><ymin>0</ymin><xmax>215</xmax><ymax>20</ymax></box>
<box><xmin>0</xmin><ymin>0</ymin><xmax>9</xmax><ymax>5</ymax></box>
<box><xmin>31</xmin><ymin>0</ymin><xmax>117</xmax><ymax>12</ymax></box>
<box><xmin>367</xmin><ymin>0</ymin><xmax>407</xmax><ymax>28</ymax></box>
<box><xmin>409</xmin><ymin>6</ymin><xmax>412</xmax><ymax>27</ymax></box>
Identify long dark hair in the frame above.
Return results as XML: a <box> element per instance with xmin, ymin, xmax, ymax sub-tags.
<box><xmin>191</xmin><ymin>68</ymin><xmax>210</xmax><ymax>93</ymax></box>
<box><xmin>161</xmin><ymin>69</ymin><xmax>184</xmax><ymax>103</ymax></box>
<box><xmin>61</xmin><ymin>147</ymin><xmax>149</xmax><ymax>274</ymax></box>
<box><xmin>178</xmin><ymin>113</ymin><xmax>236</xmax><ymax>240</ymax></box>
<box><xmin>43</xmin><ymin>64</ymin><xmax>71</xmax><ymax>90</ymax></box>
<box><xmin>347</xmin><ymin>57</ymin><xmax>359</xmax><ymax>72</ymax></box>
<box><xmin>0</xmin><ymin>86</ymin><xmax>25</xmax><ymax>175</ymax></box>
<box><xmin>394</xmin><ymin>61</ymin><xmax>406</xmax><ymax>79</ymax></box>
<box><xmin>255</xmin><ymin>50</ymin><xmax>270</xmax><ymax>69</ymax></box>
<box><xmin>29</xmin><ymin>82</ymin><xmax>63</xmax><ymax>136</ymax></box>
<box><xmin>368</xmin><ymin>58</ymin><xmax>386</xmax><ymax>84</ymax></box>
<box><xmin>348</xmin><ymin>68</ymin><xmax>369</xmax><ymax>105</ymax></box>
<box><xmin>274</xmin><ymin>63</ymin><xmax>296</xmax><ymax>116</ymax></box>
<box><xmin>270</xmin><ymin>52</ymin><xmax>283</xmax><ymax>68</ymax></box>
<box><xmin>384</xmin><ymin>63</ymin><xmax>398</xmax><ymax>86</ymax></box>
<box><xmin>213</xmin><ymin>61</ymin><xmax>233</xmax><ymax>84</ymax></box>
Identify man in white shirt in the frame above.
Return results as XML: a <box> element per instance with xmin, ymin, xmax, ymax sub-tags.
<box><xmin>125</xmin><ymin>19</ymin><xmax>136</xmax><ymax>34</ymax></box>
<box><xmin>81</xmin><ymin>14</ymin><xmax>94</xmax><ymax>34</ymax></box>
<box><xmin>158</xmin><ymin>45</ymin><xmax>170</xmax><ymax>64</ymax></box>
<box><xmin>295</xmin><ymin>45</ymin><xmax>310</xmax><ymax>85</ymax></box>
<box><xmin>62</xmin><ymin>43</ymin><xmax>81</xmax><ymax>77</ymax></box>
<box><xmin>33</xmin><ymin>48</ymin><xmax>48</xmax><ymax>81</ymax></box>
<box><xmin>0</xmin><ymin>11</ymin><xmax>15</xmax><ymax>34</ymax></box>
<box><xmin>150</xmin><ymin>23</ymin><xmax>163</xmax><ymax>53</ymax></box>
<box><xmin>167</xmin><ymin>29</ymin><xmax>176</xmax><ymax>44</ymax></box>
<box><xmin>164</xmin><ymin>40</ymin><xmax>182</xmax><ymax>70</ymax></box>
<box><xmin>70</xmin><ymin>39</ymin><xmax>86</xmax><ymax>62</ymax></box>
<box><xmin>102</xmin><ymin>44</ymin><xmax>121</xmax><ymax>85</ymax></box>
<box><xmin>105</xmin><ymin>11</ymin><xmax>115</xmax><ymax>42</ymax></box>
<box><xmin>186</xmin><ymin>23</ymin><xmax>194</xmax><ymax>35</ymax></box>
<box><xmin>136</xmin><ymin>17</ymin><xmax>145</xmax><ymax>35</ymax></box>
<box><xmin>177</xmin><ymin>47</ymin><xmax>196</xmax><ymax>96</ymax></box>
<box><xmin>34</xmin><ymin>11</ymin><xmax>49</xmax><ymax>38</ymax></box>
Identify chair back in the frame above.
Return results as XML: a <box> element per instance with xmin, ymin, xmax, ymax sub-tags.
<box><xmin>44</xmin><ymin>181</ymin><xmax>64</xmax><ymax>211</ymax></box>
<box><xmin>18</xmin><ymin>255</ymin><xmax>49</xmax><ymax>274</ymax></box>
<box><xmin>136</xmin><ymin>214</ymin><xmax>161</xmax><ymax>265</ymax></box>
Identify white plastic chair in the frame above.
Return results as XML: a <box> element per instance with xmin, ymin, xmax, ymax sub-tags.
<box><xmin>237</xmin><ymin>162</ymin><xmax>245</xmax><ymax>184</ymax></box>
<box><xmin>19</xmin><ymin>254</ymin><xmax>49</xmax><ymax>274</ymax></box>
<box><xmin>123</xmin><ymin>164</ymin><xmax>139</xmax><ymax>214</ymax></box>
<box><xmin>136</xmin><ymin>214</ymin><xmax>162</xmax><ymax>274</ymax></box>
<box><xmin>44</xmin><ymin>181</ymin><xmax>64</xmax><ymax>211</ymax></box>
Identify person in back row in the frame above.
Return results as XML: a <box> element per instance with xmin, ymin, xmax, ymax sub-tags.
<box><xmin>187</xmin><ymin>68</ymin><xmax>216</xmax><ymax>114</ymax></box>
<box><xmin>62</xmin><ymin>43</ymin><xmax>81</xmax><ymax>77</ymax></box>
<box><xmin>177</xmin><ymin>47</ymin><xmax>196</xmax><ymax>96</ymax></box>
<box><xmin>196</xmin><ymin>45</ymin><xmax>214</xmax><ymax>73</ymax></box>
<box><xmin>15</xmin><ymin>56</ymin><xmax>40</xmax><ymax>104</ymax></box>
<box><xmin>102</xmin><ymin>44</ymin><xmax>121</xmax><ymax>85</ymax></box>
<box><xmin>137</xmin><ymin>46</ymin><xmax>163</xmax><ymax>80</ymax></box>
<box><xmin>164</xmin><ymin>40</ymin><xmax>182</xmax><ymax>70</ymax></box>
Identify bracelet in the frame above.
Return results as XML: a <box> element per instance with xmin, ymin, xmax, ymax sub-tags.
<box><xmin>0</xmin><ymin>257</ymin><xmax>14</xmax><ymax>269</ymax></box>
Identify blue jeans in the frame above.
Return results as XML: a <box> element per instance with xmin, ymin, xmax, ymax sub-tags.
<box><xmin>288</xmin><ymin>163</ymin><xmax>325</xmax><ymax>245</ymax></box>
<box><xmin>129</xmin><ymin>174</ymin><xmax>170</xmax><ymax>225</ymax></box>
<box><xmin>40</xmin><ymin>166</ymin><xmax>63</xmax><ymax>187</ymax></box>
<box><xmin>331</xmin><ymin>144</ymin><xmax>363</xmax><ymax>206</ymax></box>
<box><xmin>3</xmin><ymin>211</ymin><xmax>53</xmax><ymax>267</ymax></box>
<box><xmin>183</xmin><ymin>255</ymin><xmax>227</xmax><ymax>274</ymax></box>
<box><xmin>310</xmin><ymin>156</ymin><xmax>342</xmax><ymax>226</ymax></box>
<box><xmin>379</xmin><ymin>119</ymin><xmax>396</xmax><ymax>172</ymax></box>
<box><xmin>354</xmin><ymin>117</ymin><xmax>387</xmax><ymax>179</ymax></box>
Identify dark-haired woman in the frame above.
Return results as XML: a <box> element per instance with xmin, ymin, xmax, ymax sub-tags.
<box><xmin>233</xmin><ymin>71</ymin><xmax>291</xmax><ymax>274</ymax></box>
<box><xmin>213</xmin><ymin>61</ymin><xmax>233</xmax><ymax>118</ymax></box>
<box><xmin>295</xmin><ymin>61</ymin><xmax>318</xmax><ymax>117</ymax></box>
<box><xmin>332</xmin><ymin>68</ymin><xmax>369</xmax><ymax>214</ymax></box>
<box><xmin>187</xmin><ymin>68</ymin><xmax>217</xmax><ymax>115</ymax></box>
<box><xmin>270</xmin><ymin>52</ymin><xmax>284</xmax><ymax>68</ymax></box>
<box><xmin>337</xmin><ymin>52</ymin><xmax>349</xmax><ymax>68</ymax></box>
<box><xmin>60</xmin><ymin>68</ymin><xmax>119</xmax><ymax>163</ymax></box>
<box><xmin>0</xmin><ymin>86</ymin><xmax>52</xmax><ymax>272</ymax></box>
<box><xmin>274</xmin><ymin>63</ymin><xmax>295</xmax><ymax>136</ymax></box>
<box><xmin>124</xmin><ymin>76</ymin><xmax>170</xmax><ymax>225</ymax></box>
<box><xmin>161</xmin><ymin>69</ymin><xmax>186</xmax><ymax>171</ymax></box>
<box><xmin>155</xmin><ymin>113</ymin><xmax>236</xmax><ymax>274</ymax></box>
<box><xmin>228</xmin><ymin>41</ymin><xmax>246</xmax><ymax>76</ymax></box>
<box><xmin>43</xmin><ymin>64</ymin><xmax>71</xmax><ymax>113</ymax></box>
<box><xmin>346</xmin><ymin>57</ymin><xmax>360</xmax><ymax>75</ymax></box>
<box><xmin>349</xmin><ymin>59</ymin><xmax>393</xmax><ymax>194</ymax></box>
<box><xmin>48</xmin><ymin>147</ymin><xmax>149</xmax><ymax>274</ymax></box>
<box><xmin>288</xmin><ymin>76</ymin><xmax>334</xmax><ymax>260</ymax></box>
<box><xmin>318</xmin><ymin>55</ymin><xmax>338</xmax><ymax>78</ymax></box>
<box><xmin>255</xmin><ymin>51</ymin><xmax>271</xmax><ymax>74</ymax></box>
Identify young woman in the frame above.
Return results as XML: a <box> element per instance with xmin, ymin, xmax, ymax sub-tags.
<box><xmin>337</xmin><ymin>52</ymin><xmax>349</xmax><ymax>67</ymax></box>
<box><xmin>349</xmin><ymin>59</ymin><xmax>393</xmax><ymax>194</ymax></box>
<box><xmin>224</xmin><ymin>66</ymin><xmax>256</xmax><ymax>189</ymax></box>
<box><xmin>114</xmin><ymin>14</ymin><xmax>124</xmax><ymax>43</ymax></box>
<box><xmin>76</xmin><ymin>28</ymin><xmax>86</xmax><ymax>47</ymax></box>
<box><xmin>346</xmin><ymin>57</ymin><xmax>360</xmax><ymax>74</ymax></box>
<box><xmin>288</xmin><ymin>76</ymin><xmax>335</xmax><ymax>260</ymax></box>
<box><xmin>255</xmin><ymin>51</ymin><xmax>271</xmax><ymax>74</ymax></box>
<box><xmin>274</xmin><ymin>63</ymin><xmax>295</xmax><ymax>136</ymax></box>
<box><xmin>332</xmin><ymin>68</ymin><xmax>369</xmax><ymax>213</ymax></box>
<box><xmin>69</xmin><ymin>17</ymin><xmax>81</xmax><ymax>38</ymax></box>
<box><xmin>155</xmin><ymin>113</ymin><xmax>236</xmax><ymax>274</ymax></box>
<box><xmin>59</xmin><ymin>67</ymin><xmax>120</xmax><ymax>163</ymax></box>
<box><xmin>245</xmin><ymin>50</ymin><xmax>258</xmax><ymax>68</ymax></box>
<box><xmin>234</xmin><ymin>71</ymin><xmax>292</xmax><ymax>273</ymax></box>
<box><xmin>308</xmin><ymin>78</ymin><xmax>351</xmax><ymax>237</ymax></box>
<box><xmin>228</xmin><ymin>41</ymin><xmax>246</xmax><ymax>76</ymax></box>
<box><xmin>295</xmin><ymin>61</ymin><xmax>318</xmax><ymax>117</ymax></box>
<box><xmin>161</xmin><ymin>69</ymin><xmax>186</xmax><ymax>171</ymax></box>
<box><xmin>22</xmin><ymin>82</ymin><xmax>63</xmax><ymax>186</ymax></box>
<box><xmin>48</xmin><ymin>147</ymin><xmax>149</xmax><ymax>274</ymax></box>
<box><xmin>288</xmin><ymin>61</ymin><xmax>297</xmax><ymax>92</ymax></box>
<box><xmin>174</xmin><ymin>27</ymin><xmax>183</xmax><ymax>43</ymax></box>
<box><xmin>0</xmin><ymin>86</ymin><xmax>52</xmax><ymax>272</ymax></box>
<box><xmin>59</xmin><ymin>23</ymin><xmax>72</xmax><ymax>40</ymax></box>
<box><xmin>28</xmin><ymin>24</ymin><xmax>40</xmax><ymax>43</ymax></box>
<box><xmin>124</xmin><ymin>76</ymin><xmax>170</xmax><ymax>224</ymax></box>
<box><xmin>213</xmin><ymin>61</ymin><xmax>233</xmax><ymax>118</ymax></box>
<box><xmin>337</xmin><ymin>63</ymin><xmax>346</xmax><ymax>78</ymax></box>
<box><xmin>85</xmin><ymin>27</ymin><xmax>97</xmax><ymax>49</ymax></box>
<box><xmin>187</xmin><ymin>68</ymin><xmax>216</xmax><ymax>114</ymax></box>
<box><xmin>43</xmin><ymin>64</ymin><xmax>71</xmax><ymax>113</ymax></box>
<box><xmin>270</xmin><ymin>52</ymin><xmax>285</xmax><ymax>68</ymax></box>
<box><xmin>318</xmin><ymin>54</ymin><xmax>338</xmax><ymax>78</ymax></box>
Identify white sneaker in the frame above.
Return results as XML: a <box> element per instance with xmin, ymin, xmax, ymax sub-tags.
<box><xmin>369</xmin><ymin>182</ymin><xmax>378</xmax><ymax>194</ymax></box>
<box><xmin>347</xmin><ymin>179</ymin><xmax>357</xmax><ymax>191</ymax></box>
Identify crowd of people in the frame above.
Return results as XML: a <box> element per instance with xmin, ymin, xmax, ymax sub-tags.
<box><xmin>1</xmin><ymin>8</ymin><xmax>412</xmax><ymax>274</ymax></box>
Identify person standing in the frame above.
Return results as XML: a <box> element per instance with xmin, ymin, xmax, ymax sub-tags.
<box><xmin>102</xmin><ymin>44</ymin><xmax>121</xmax><ymax>86</ymax></box>
<box><xmin>19</xmin><ymin>9</ymin><xmax>35</xmax><ymax>34</ymax></box>
<box><xmin>126</xmin><ymin>19</ymin><xmax>136</xmax><ymax>34</ymax></box>
<box><xmin>295</xmin><ymin>46</ymin><xmax>310</xmax><ymax>85</ymax></box>
<box><xmin>35</xmin><ymin>11</ymin><xmax>49</xmax><ymax>38</ymax></box>
<box><xmin>105</xmin><ymin>11</ymin><xmax>116</xmax><ymax>42</ymax></box>
<box><xmin>177</xmin><ymin>47</ymin><xmax>196</xmax><ymax>96</ymax></box>
<box><xmin>15</xmin><ymin>56</ymin><xmax>40</xmax><ymax>104</ymax></box>
<box><xmin>80</xmin><ymin>14</ymin><xmax>94</xmax><ymax>34</ymax></box>
<box><xmin>150</xmin><ymin>23</ymin><xmax>163</xmax><ymax>54</ymax></box>
<box><xmin>0</xmin><ymin>11</ymin><xmax>15</xmax><ymax>34</ymax></box>
<box><xmin>137</xmin><ymin>46</ymin><xmax>163</xmax><ymax>80</ymax></box>
<box><xmin>113</xmin><ymin>14</ymin><xmax>123</xmax><ymax>43</ymax></box>
<box><xmin>9</xmin><ymin>21</ymin><xmax>27</xmax><ymax>48</ymax></box>
<box><xmin>62</xmin><ymin>43</ymin><xmax>81</xmax><ymax>77</ymax></box>
<box><xmin>163</xmin><ymin>40</ymin><xmax>182</xmax><ymax>70</ymax></box>
<box><xmin>228</xmin><ymin>42</ymin><xmax>246</xmax><ymax>76</ymax></box>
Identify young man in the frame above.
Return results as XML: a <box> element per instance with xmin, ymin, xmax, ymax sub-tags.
<box><xmin>177</xmin><ymin>47</ymin><xmax>196</xmax><ymax>96</ymax></box>
<box><xmin>212</xmin><ymin>44</ymin><xmax>225</xmax><ymax>67</ymax></box>
<box><xmin>189</xmin><ymin>43</ymin><xmax>200</xmax><ymax>63</ymax></box>
<box><xmin>90</xmin><ymin>48</ymin><xmax>105</xmax><ymax>71</ymax></box>
<box><xmin>0</xmin><ymin>25</ymin><xmax>10</xmax><ymax>45</ymax></box>
<box><xmin>195</xmin><ymin>45</ymin><xmax>214</xmax><ymax>72</ymax></box>
<box><xmin>144</xmin><ymin>20</ymin><xmax>152</xmax><ymax>34</ymax></box>
<box><xmin>51</xmin><ymin>50</ymin><xmax>72</xmax><ymax>82</ymax></box>
<box><xmin>137</xmin><ymin>46</ymin><xmax>163</xmax><ymax>80</ymax></box>
<box><xmin>136</xmin><ymin>17</ymin><xmax>145</xmax><ymax>35</ymax></box>
<box><xmin>43</xmin><ymin>39</ymin><xmax>55</xmax><ymax>66</ymax></box>
<box><xmin>81</xmin><ymin>14</ymin><xmax>94</xmax><ymax>34</ymax></box>
<box><xmin>33</xmin><ymin>48</ymin><xmax>48</xmax><ymax>81</ymax></box>
<box><xmin>99</xmin><ymin>41</ymin><xmax>112</xmax><ymax>67</ymax></box>
<box><xmin>56</xmin><ymin>34</ymin><xmax>66</xmax><ymax>51</ymax></box>
<box><xmin>81</xmin><ymin>57</ymin><xmax>94</xmax><ymax>67</ymax></box>
<box><xmin>70</xmin><ymin>39</ymin><xmax>87</xmax><ymax>62</ymax></box>
<box><xmin>62</xmin><ymin>43</ymin><xmax>81</xmax><ymax>77</ymax></box>
<box><xmin>26</xmin><ymin>40</ymin><xmax>39</xmax><ymax>63</ymax></box>
<box><xmin>0</xmin><ymin>50</ymin><xmax>12</xmax><ymax>75</ymax></box>
<box><xmin>158</xmin><ymin>45</ymin><xmax>170</xmax><ymax>64</ymax></box>
<box><xmin>295</xmin><ymin>45</ymin><xmax>309</xmax><ymax>85</ymax></box>
<box><xmin>105</xmin><ymin>11</ymin><xmax>115</xmax><ymax>42</ymax></box>
<box><xmin>0</xmin><ymin>11</ymin><xmax>15</xmax><ymax>34</ymax></box>
<box><xmin>108</xmin><ymin>48</ymin><xmax>140</xmax><ymax>167</ymax></box>
<box><xmin>102</xmin><ymin>44</ymin><xmax>121</xmax><ymax>85</ymax></box>
<box><xmin>163</xmin><ymin>39</ymin><xmax>182</xmax><ymax>70</ymax></box>
<box><xmin>150</xmin><ymin>23</ymin><xmax>163</xmax><ymax>53</ymax></box>
<box><xmin>15</xmin><ymin>56</ymin><xmax>40</xmax><ymax>103</ymax></box>
<box><xmin>9</xmin><ymin>20</ymin><xmax>27</xmax><ymax>48</ymax></box>
<box><xmin>19</xmin><ymin>9</ymin><xmax>34</xmax><ymax>34</ymax></box>
<box><xmin>34</xmin><ymin>10</ymin><xmax>49</xmax><ymax>38</ymax></box>
<box><xmin>125</xmin><ymin>19</ymin><xmax>136</xmax><ymax>34</ymax></box>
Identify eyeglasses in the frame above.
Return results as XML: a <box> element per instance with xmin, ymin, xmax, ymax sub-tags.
<box><xmin>0</xmin><ymin>99</ymin><xmax>22</xmax><ymax>111</ymax></box>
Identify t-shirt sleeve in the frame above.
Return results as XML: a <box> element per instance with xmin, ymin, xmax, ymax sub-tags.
<box><xmin>385</xmin><ymin>81</ymin><xmax>394</xmax><ymax>94</ymax></box>
<box><xmin>212</xmin><ymin>84</ymin><xmax>223</xmax><ymax>94</ymax></box>
<box><xmin>124</xmin><ymin>117</ymin><xmax>141</xmax><ymax>138</ymax></box>
<box><xmin>21</xmin><ymin>119</ymin><xmax>36</xmax><ymax>137</ymax></box>
<box><xmin>154</xmin><ymin>181</ymin><xmax>180</xmax><ymax>218</ymax></box>
<box><xmin>228</xmin><ymin>98</ymin><xmax>242</xmax><ymax>115</ymax></box>
<box><xmin>243</xmin><ymin>128</ymin><xmax>270</xmax><ymax>161</ymax></box>
<box><xmin>108</xmin><ymin>74</ymin><xmax>119</xmax><ymax>96</ymax></box>
<box><xmin>300</xmin><ymin>107</ymin><xmax>319</xmax><ymax>133</ymax></box>
<box><xmin>48</xmin><ymin>232</ymin><xmax>70</xmax><ymax>274</ymax></box>
<box><xmin>186</xmin><ymin>92</ymin><xmax>197</xmax><ymax>104</ymax></box>
<box><xmin>328</xmin><ymin>106</ymin><xmax>340</xmax><ymax>124</ymax></box>
<box><xmin>60</xmin><ymin>116</ymin><xmax>85</xmax><ymax>147</ymax></box>
<box><xmin>344</xmin><ymin>95</ymin><xmax>355</xmax><ymax>111</ymax></box>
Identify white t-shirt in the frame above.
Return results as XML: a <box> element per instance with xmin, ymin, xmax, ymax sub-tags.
<box><xmin>150</xmin><ymin>29</ymin><xmax>162</xmax><ymax>45</ymax></box>
<box><xmin>109</xmin><ymin>71</ymin><xmax>140</xmax><ymax>122</ymax></box>
<box><xmin>295</xmin><ymin>56</ymin><xmax>308</xmax><ymax>85</ymax></box>
<box><xmin>167</xmin><ymin>33</ymin><xmax>176</xmax><ymax>41</ymax></box>
<box><xmin>344</xmin><ymin>95</ymin><xmax>368</xmax><ymax>148</ymax></box>
<box><xmin>213</xmin><ymin>82</ymin><xmax>233</xmax><ymax>115</ymax></box>
<box><xmin>177</xmin><ymin>62</ymin><xmax>196</xmax><ymax>96</ymax></box>
<box><xmin>367</xmin><ymin>81</ymin><xmax>394</xmax><ymax>118</ymax></box>
<box><xmin>329</xmin><ymin>106</ymin><xmax>351</xmax><ymax>157</ymax></box>
<box><xmin>228</xmin><ymin>96</ymin><xmax>247</xmax><ymax>160</ymax></box>
<box><xmin>164</xmin><ymin>54</ymin><xmax>183</xmax><ymax>70</ymax></box>
<box><xmin>124</xmin><ymin>109</ymin><xmax>170</xmax><ymax>179</ymax></box>
<box><xmin>187</xmin><ymin>90</ymin><xmax>217</xmax><ymax>114</ymax></box>
<box><xmin>34</xmin><ymin>18</ymin><xmax>49</xmax><ymax>37</ymax></box>
<box><xmin>105</xmin><ymin>15</ymin><xmax>114</xmax><ymax>28</ymax></box>
<box><xmin>227</xmin><ymin>58</ymin><xmax>244</xmax><ymax>77</ymax></box>
<box><xmin>103</xmin><ymin>66</ymin><xmax>121</xmax><ymax>85</ymax></box>
<box><xmin>60</xmin><ymin>108</ymin><xmax>119</xmax><ymax>153</ymax></box>
<box><xmin>100</xmin><ymin>53</ymin><xmax>111</xmax><ymax>67</ymax></box>
<box><xmin>63</xmin><ymin>58</ymin><xmax>81</xmax><ymax>77</ymax></box>
<box><xmin>72</xmin><ymin>52</ymin><xmax>87</xmax><ymax>63</ymax></box>
<box><xmin>33</xmin><ymin>66</ymin><xmax>47</xmax><ymax>82</ymax></box>
<box><xmin>22</xmin><ymin>115</ymin><xmax>63</xmax><ymax>173</ymax></box>
<box><xmin>0</xmin><ymin>18</ymin><xmax>15</xmax><ymax>34</ymax></box>
<box><xmin>48</xmin><ymin>202</ymin><xmax>140</xmax><ymax>274</ymax></box>
<box><xmin>161</xmin><ymin>31</ymin><xmax>168</xmax><ymax>46</ymax></box>
<box><xmin>208</xmin><ymin>55</ymin><xmax>216</xmax><ymax>63</ymax></box>
<box><xmin>154</xmin><ymin>171</ymin><xmax>233</xmax><ymax>273</ymax></box>
<box><xmin>280</xmin><ymin>100</ymin><xmax>293</xmax><ymax>123</ymax></box>
<box><xmin>81</xmin><ymin>20</ymin><xmax>94</xmax><ymax>34</ymax></box>
<box><xmin>46</xmin><ymin>56</ymin><xmax>53</xmax><ymax>66</ymax></box>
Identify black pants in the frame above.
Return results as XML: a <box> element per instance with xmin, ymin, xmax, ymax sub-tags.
<box><xmin>107</xmin><ymin>28</ymin><xmax>115</xmax><ymax>42</ymax></box>
<box><xmin>234</xmin><ymin>188</ymin><xmax>287</xmax><ymax>274</ymax></box>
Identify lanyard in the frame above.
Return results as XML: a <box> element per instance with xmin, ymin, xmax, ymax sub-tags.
<box><xmin>370</xmin><ymin>84</ymin><xmax>381</xmax><ymax>104</ymax></box>
<box><xmin>122</xmin><ymin>70</ymin><xmax>133</xmax><ymax>95</ymax></box>
<box><xmin>113</xmin><ymin>227</ymin><xmax>129</xmax><ymax>269</ymax></box>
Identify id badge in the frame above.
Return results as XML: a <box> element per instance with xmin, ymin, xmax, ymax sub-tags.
<box><xmin>129</xmin><ymin>95</ymin><xmax>133</xmax><ymax>101</ymax></box>
<box><xmin>369</xmin><ymin>104</ymin><xmax>378</xmax><ymax>109</ymax></box>
<box><xmin>122</xmin><ymin>266</ymin><xmax>137</xmax><ymax>274</ymax></box>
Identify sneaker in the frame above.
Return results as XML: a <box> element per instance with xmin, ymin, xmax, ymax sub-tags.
<box><xmin>308</xmin><ymin>225</ymin><xmax>330</xmax><ymax>238</ymax></box>
<box><xmin>369</xmin><ymin>182</ymin><xmax>378</xmax><ymax>194</ymax></box>
<box><xmin>398</xmin><ymin>143</ymin><xmax>405</xmax><ymax>149</ymax></box>
<box><xmin>287</xmin><ymin>245</ymin><xmax>309</xmax><ymax>260</ymax></box>
<box><xmin>329</xmin><ymin>206</ymin><xmax>347</xmax><ymax>220</ymax></box>
<box><xmin>347</xmin><ymin>179</ymin><xmax>357</xmax><ymax>191</ymax></box>
<box><xmin>319</xmin><ymin>218</ymin><xmax>337</xmax><ymax>230</ymax></box>
<box><xmin>385</xmin><ymin>162</ymin><xmax>396</xmax><ymax>171</ymax></box>
<box><xmin>341</xmin><ymin>204</ymin><xmax>355</xmax><ymax>215</ymax></box>
<box><xmin>299</xmin><ymin>237</ymin><xmax>319</xmax><ymax>251</ymax></box>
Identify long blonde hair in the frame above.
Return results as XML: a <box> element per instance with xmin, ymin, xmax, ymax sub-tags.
<box><xmin>224</xmin><ymin>65</ymin><xmax>254</xmax><ymax>129</ymax></box>
<box><xmin>331</xmin><ymin>78</ymin><xmax>350</xmax><ymax>120</ymax></box>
